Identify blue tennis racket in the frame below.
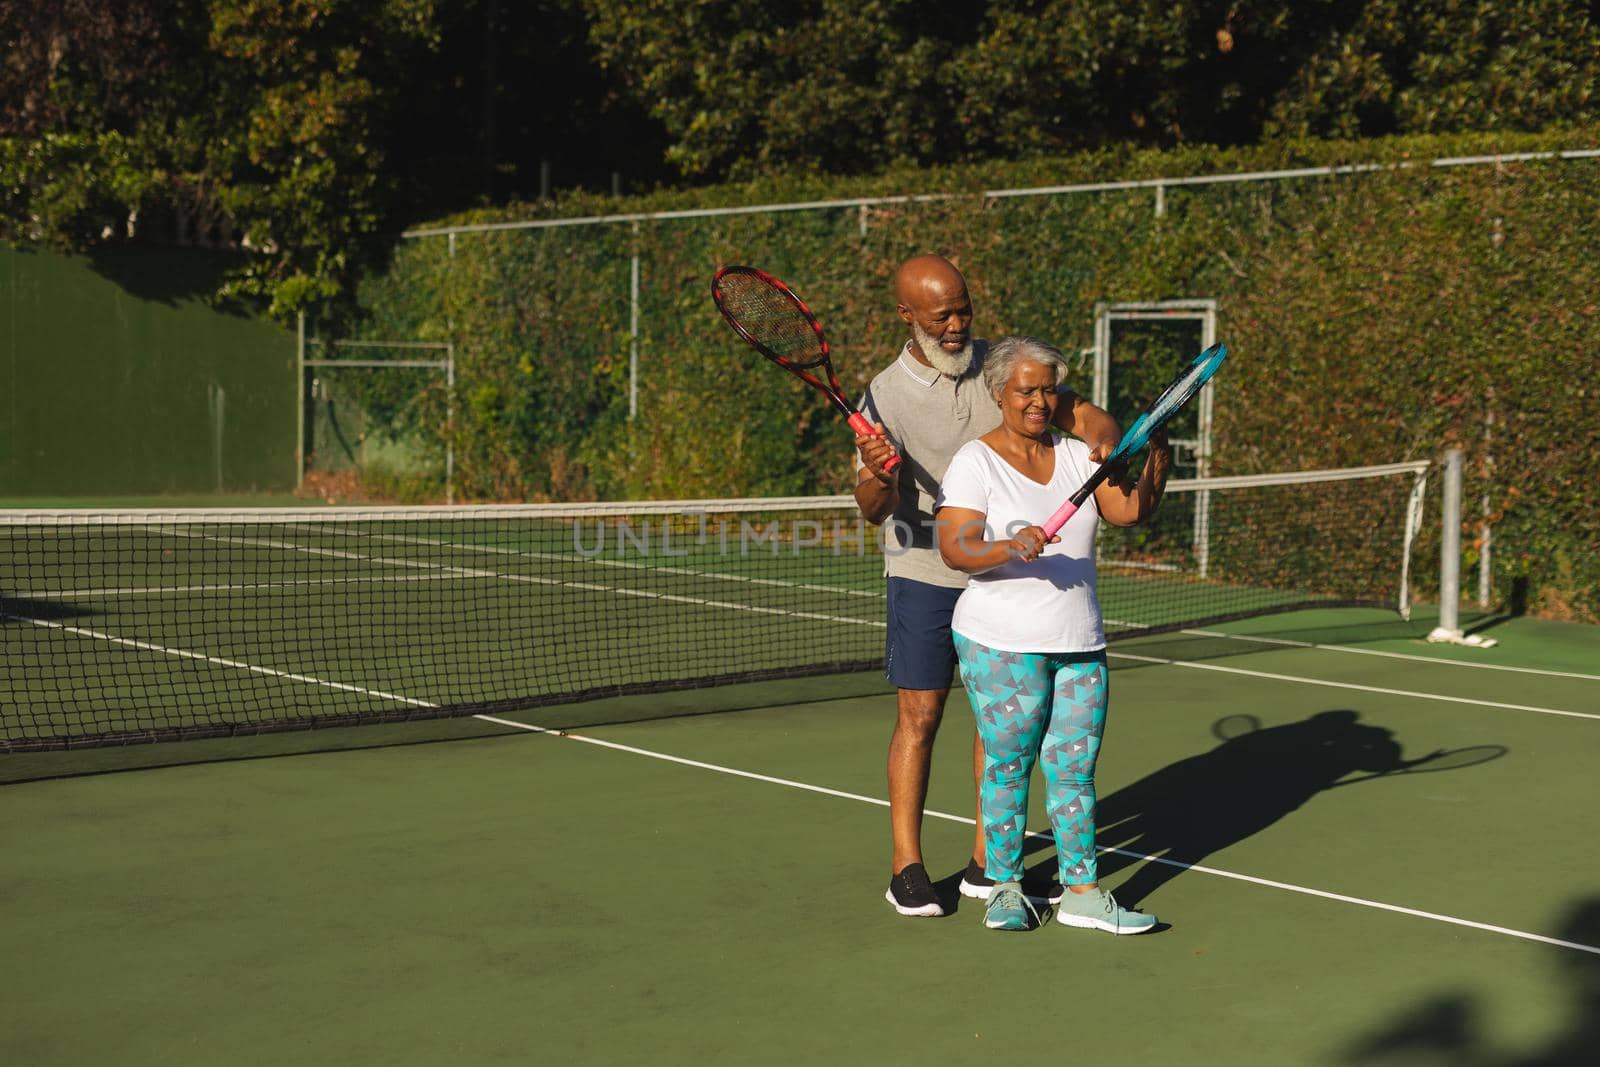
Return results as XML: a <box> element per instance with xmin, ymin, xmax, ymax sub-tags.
<box><xmin>1042</xmin><ymin>341</ymin><xmax>1228</xmax><ymax>537</ymax></box>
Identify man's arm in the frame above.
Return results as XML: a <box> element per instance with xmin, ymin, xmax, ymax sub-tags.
<box><xmin>853</xmin><ymin>423</ymin><xmax>899</xmax><ymax>525</ymax></box>
<box><xmin>1053</xmin><ymin>390</ymin><xmax>1121</xmax><ymax>462</ymax></box>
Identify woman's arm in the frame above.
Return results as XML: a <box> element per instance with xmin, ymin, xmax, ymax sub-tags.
<box><xmin>1093</xmin><ymin>430</ymin><xmax>1173</xmax><ymax>528</ymax></box>
<box><xmin>1053</xmin><ymin>392</ymin><xmax>1122</xmax><ymax>462</ymax></box>
<box><xmin>937</xmin><ymin>506</ymin><xmax>1054</xmax><ymax>574</ymax></box>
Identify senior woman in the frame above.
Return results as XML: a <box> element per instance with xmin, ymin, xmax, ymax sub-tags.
<box><xmin>935</xmin><ymin>335</ymin><xmax>1171</xmax><ymax>933</ymax></box>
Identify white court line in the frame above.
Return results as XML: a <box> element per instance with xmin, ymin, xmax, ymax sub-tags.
<box><xmin>14</xmin><ymin>617</ymin><xmax>434</xmax><ymax>707</ymax></box>
<box><xmin>1179</xmin><ymin>627</ymin><xmax>1600</xmax><ymax>683</ymax></box>
<box><xmin>1107</xmin><ymin>650</ymin><xmax>1600</xmax><ymax>721</ymax></box>
<box><xmin>18</xmin><ymin>573</ymin><xmax>480</xmax><ymax>599</ymax></box>
<box><xmin>474</xmin><ymin>713</ymin><xmax>1600</xmax><ymax>958</ymax></box>
<box><xmin>358</xmin><ymin>528</ymin><xmax>886</xmax><ymax>601</ymax></box>
<box><xmin>12</xmin><ymin>606</ymin><xmax>1595</xmax><ymax>958</ymax></box>
<box><xmin>161</xmin><ymin>527</ymin><xmax>883</xmax><ymax>629</ymax></box>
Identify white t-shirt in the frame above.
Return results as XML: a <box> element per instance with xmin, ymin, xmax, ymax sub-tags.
<box><xmin>936</xmin><ymin>434</ymin><xmax>1105</xmax><ymax>653</ymax></box>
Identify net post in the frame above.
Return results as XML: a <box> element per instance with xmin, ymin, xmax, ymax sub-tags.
<box><xmin>1436</xmin><ymin>448</ymin><xmax>1462</xmax><ymax>635</ymax></box>
<box><xmin>1442</xmin><ymin>449</ymin><xmax>1463</xmax><ymax>632</ymax></box>
<box><xmin>1427</xmin><ymin>448</ymin><xmax>1495</xmax><ymax>647</ymax></box>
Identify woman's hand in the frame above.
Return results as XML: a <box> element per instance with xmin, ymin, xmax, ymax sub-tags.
<box><xmin>939</xmin><ymin>509</ymin><xmax>1057</xmax><ymax>573</ymax></box>
<box><xmin>1143</xmin><ymin>429</ymin><xmax>1172</xmax><ymax>482</ymax></box>
<box><xmin>1006</xmin><ymin>524</ymin><xmax>1057</xmax><ymax>563</ymax></box>
<box><xmin>1093</xmin><ymin>429</ymin><xmax>1174</xmax><ymax>527</ymax></box>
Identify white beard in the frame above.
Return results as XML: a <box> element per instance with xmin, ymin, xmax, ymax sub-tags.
<box><xmin>911</xmin><ymin>322</ymin><xmax>974</xmax><ymax>378</ymax></box>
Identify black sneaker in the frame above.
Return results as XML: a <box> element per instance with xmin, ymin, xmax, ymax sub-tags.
<box><xmin>958</xmin><ymin>858</ymin><xmax>995</xmax><ymax>900</ymax></box>
<box><xmin>884</xmin><ymin>862</ymin><xmax>946</xmax><ymax>917</ymax></box>
<box><xmin>1032</xmin><ymin>878</ymin><xmax>1067</xmax><ymax>905</ymax></box>
<box><xmin>961</xmin><ymin>858</ymin><xmax>1065</xmax><ymax>904</ymax></box>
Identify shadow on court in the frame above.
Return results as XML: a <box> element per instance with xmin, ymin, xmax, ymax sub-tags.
<box><xmin>1021</xmin><ymin>709</ymin><xmax>1508</xmax><ymax>909</ymax></box>
<box><xmin>1108</xmin><ymin>619</ymin><xmax>1429</xmax><ymax>669</ymax></box>
<box><xmin>0</xmin><ymin>674</ymin><xmax>895</xmax><ymax>785</ymax></box>
<box><xmin>1336</xmin><ymin>896</ymin><xmax>1600</xmax><ymax>1067</ymax></box>
<box><xmin>1</xmin><ymin>597</ymin><xmax>93</xmax><ymax>623</ymax></box>
<box><xmin>1105</xmin><ymin>608</ymin><xmax>1524</xmax><ymax>671</ymax></box>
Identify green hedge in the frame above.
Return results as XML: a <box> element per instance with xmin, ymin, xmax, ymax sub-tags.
<box><xmin>358</xmin><ymin>128</ymin><xmax>1600</xmax><ymax>621</ymax></box>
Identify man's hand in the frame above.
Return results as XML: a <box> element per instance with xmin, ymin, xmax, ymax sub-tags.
<box><xmin>855</xmin><ymin>422</ymin><xmax>900</xmax><ymax>484</ymax></box>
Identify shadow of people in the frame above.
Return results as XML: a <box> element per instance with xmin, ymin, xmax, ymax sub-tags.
<box><xmin>1342</xmin><ymin>993</ymin><xmax>1487</xmax><ymax>1066</ymax></box>
<box><xmin>1338</xmin><ymin>896</ymin><xmax>1600</xmax><ymax>1067</ymax></box>
<box><xmin>1</xmin><ymin>597</ymin><xmax>92</xmax><ymax>623</ymax></box>
<box><xmin>1034</xmin><ymin>709</ymin><xmax>1501</xmax><ymax>910</ymax></box>
<box><xmin>1526</xmin><ymin>899</ymin><xmax>1600</xmax><ymax>1065</ymax></box>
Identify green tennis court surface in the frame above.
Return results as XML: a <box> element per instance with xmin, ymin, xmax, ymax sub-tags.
<box><xmin>3</xmin><ymin>607</ymin><xmax>1596</xmax><ymax>1065</ymax></box>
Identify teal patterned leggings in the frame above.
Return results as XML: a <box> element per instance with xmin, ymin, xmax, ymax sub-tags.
<box><xmin>952</xmin><ymin>633</ymin><xmax>1109</xmax><ymax>886</ymax></box>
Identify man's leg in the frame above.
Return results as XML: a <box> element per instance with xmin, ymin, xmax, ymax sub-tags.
<box><xmin>956</xmin><ymin>728</ymin><xmax>994</xmax><ymax>898</ymax></box>
<box><xmin>971</xmin><ymin>729</ymin><xmax>986</xmax><ymax>864</ymax></box>
<box><xmin>887</xmin><ymin>686</ymin><xmax>950</xmax><ymax>875</ymax></box>
<box><xmin>881</xmin><ymin>577</ymin><xmax>961</xmax><ymax>917</ymax></box>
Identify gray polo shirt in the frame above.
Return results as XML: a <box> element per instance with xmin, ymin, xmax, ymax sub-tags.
<box><xmin>859</xmin><ymin>340</ymin><xmax>999</xmax><ymax>589</ymax></box>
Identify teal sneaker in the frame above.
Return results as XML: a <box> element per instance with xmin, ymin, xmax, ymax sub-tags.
<box><xmin>983</xmin><ymin>881</ymin><xmax>1041</xmax><ymax>931</ymax></box>
<box><xmin>1054</xmin><ymin>886</ymin><xmax>1157</xmax><ymax>935</ymax></box>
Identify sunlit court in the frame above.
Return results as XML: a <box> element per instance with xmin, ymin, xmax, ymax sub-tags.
<box><xmin>4</xmin><ymin>4</ymin><xmax>1599</xmax><ymax>1064</ymax></box>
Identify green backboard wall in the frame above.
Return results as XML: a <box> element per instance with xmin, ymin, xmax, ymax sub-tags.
<box><xmin>1</xmin><ymin>246</ymin><xmax>295</xmax><ymax>496</ymax></box>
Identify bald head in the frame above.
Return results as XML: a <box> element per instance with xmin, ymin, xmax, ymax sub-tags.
<box><xmin>895</xmin><ymin>254</ymin><xmax>975</xmax><ymax>377</ymax></box>
<box><xmin>894</xmin><ymin>254</ymin><xmax>967</xmax><ymax>309</ymax></box>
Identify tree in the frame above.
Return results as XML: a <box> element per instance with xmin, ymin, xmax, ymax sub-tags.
<box><xmin>1265</xmin><ymin>0</ymin><xmax>1600</xmax><ymax>138</ymax></box>
<box><xmin>584</xmin><ymin>0</ymin><xmax>1600</xmax><ymax>177</ymax></box>
<box><xmin>1</xmin><ymin>0</ymin><xmax>439</xmax><ymax>319</ymax></box>
<box><xmin>6</xmin><ymin>0</ymin><xmax>1599</xmax><ymax>320</ymax></box>
<box><xmin>583</xmin><ymin>0</ymin><xmax>989</xmax><ymax>179</ymax></box>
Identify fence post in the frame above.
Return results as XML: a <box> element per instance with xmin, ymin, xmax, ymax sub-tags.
<box><xmin>629</xmin><ymin>221</ymin><xmax>641</xmax><ymax>420</ymax></box>
<box><xmin>295</xmin><ymin>311</ymin><xmax>306</xmax><ymax>490</ymax></box>
<box><xmin>446</xmin><ymin>342</ymin><xmax>456</xmax><ymax>505</ymax></box>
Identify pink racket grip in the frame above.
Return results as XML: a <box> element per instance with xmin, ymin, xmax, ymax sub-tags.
<box><xmin>848</xmin><ymin>412</ymin><xmax>901</xmax><ymax>473</ymax></box>
<box><xmin>1041</xmin><ymin>500</ymin><xmax>1078</xmax><ymax>540</ymax></box>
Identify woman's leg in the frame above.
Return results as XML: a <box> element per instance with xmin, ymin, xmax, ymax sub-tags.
<box><xmin>953</xmin><ymin>633</ymin><xmax>1051</xmax><ymax>884</ymax></box>
<box><xmin>1039</xmin><ymin>652</ymin><xmax>1110</xmax><ymax>887</ymax></box>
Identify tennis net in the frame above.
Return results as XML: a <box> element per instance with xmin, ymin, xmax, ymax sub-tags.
<box><xmin>1</xmin><ymin>461</ymin><xmax>1430</xmax><ymax>750</ymax></box>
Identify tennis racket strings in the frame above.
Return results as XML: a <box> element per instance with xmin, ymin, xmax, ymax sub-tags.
<box><xmin>712</xmin><ymin>269</ymin><xmax>828</xmax><ymax>368</ymax></box>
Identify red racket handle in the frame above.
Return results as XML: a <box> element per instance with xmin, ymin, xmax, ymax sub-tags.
<box><xmin>847</xmin><ymin>413</ymin><xmax>901</xmax><ymax>473</ymax></box>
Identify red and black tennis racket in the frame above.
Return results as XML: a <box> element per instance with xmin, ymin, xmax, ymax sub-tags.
<box><xmin>711</xmin><ymin>265</ymin><xmax>899</xmax><ymax>472</ymax></box>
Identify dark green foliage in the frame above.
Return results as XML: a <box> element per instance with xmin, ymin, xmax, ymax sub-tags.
<box><xmin>10</xmin><ymin>1</ymin><xmax>1600</xmax><ymax>321</ymax></box>
<box><xmin>0</xmin><ymin>0</ymin><xmax>440</xmax><ymax>320</ymax></box>
<box><xmin>361</xmin><ymin>128</ymin><xmax>1600</xmax><ymax>620</ymax></box>
<box><xmin>585</xmin><ymin>0</ymin><xmax>1600</xmax><ymax>175</ymax></box>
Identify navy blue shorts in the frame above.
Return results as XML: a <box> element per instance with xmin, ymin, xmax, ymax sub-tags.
<box><xmin>884</xmin><ymin>577</ymin><xmax>963</xmax><ymax>691</ymax></box>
